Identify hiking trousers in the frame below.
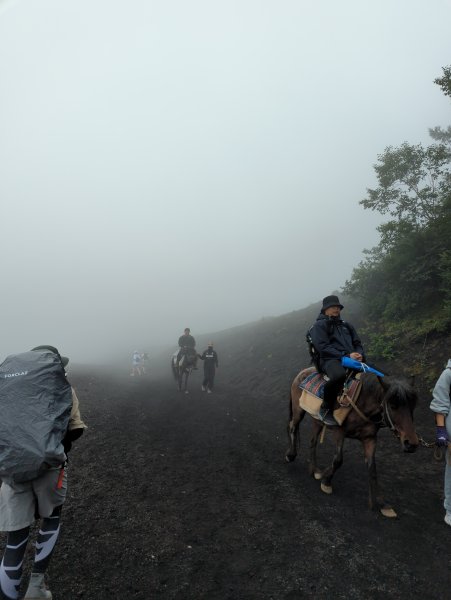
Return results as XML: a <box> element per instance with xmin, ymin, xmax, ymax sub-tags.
<box><xmin>445</xmin><ymin>449</ymin><xmax>451</xmax><ymax>512</ymax></box>
<box><xmin>202</xmin><ymin>365</ymin><xmax>216</xmax><ymax>390</ymax></box>
<box><xmin>0</xmin><ymin>467</ymin><xmax>67</xmax><ymax>532</ymax></box>
<box><xmin>322</xmin><ymin>360</ymin><xmax>346</xmax><ymax>410</ymax></box>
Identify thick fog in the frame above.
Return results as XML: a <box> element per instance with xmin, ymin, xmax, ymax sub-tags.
<box><xmin>1</xmin><ymin>0</ymin><xmax>450</xmax><ymax>363</ymax></box>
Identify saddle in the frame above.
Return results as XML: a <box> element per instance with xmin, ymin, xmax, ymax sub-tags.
<box><xmin>297</xmin><ymin>370</ymin><xmax>362</xmax><ymax>426</ymax></box>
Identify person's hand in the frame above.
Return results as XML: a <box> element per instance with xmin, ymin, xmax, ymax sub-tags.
<box><xmin>350</xmin><ymin>352</ymin><xmax>363</xmax><ymax>361</ymax></box>
<box><xmin>436</xmin><ymin>426</ymin><xmax>449</xmax><ymax>447</ymax></box>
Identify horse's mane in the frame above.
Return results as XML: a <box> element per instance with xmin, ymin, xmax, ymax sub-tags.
<box><xmin>361</xmin><ymin>373</ymin><xmax>418</xmax><ymax>411</ymax></box>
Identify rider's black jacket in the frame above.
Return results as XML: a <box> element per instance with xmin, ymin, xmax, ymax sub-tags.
<box><xmin>309</xmin><ymin>314</ymin><xmax>364</xmax><ymax>367</ymax></box>
<box><xmin>178</xmin><ymin>334</ymin><xmax>196</xmax><ymax>349</ymax></box>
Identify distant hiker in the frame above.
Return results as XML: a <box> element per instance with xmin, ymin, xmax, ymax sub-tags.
<box><xmin>0</xmin><ymin>345</ymin><xmax>86</xmax><ymax>600</ymax></box>
<box><xmin>131</xmin><ymin>350</ymin><xmax>142</xmax><ymax>376</ymax></box>
<box><xmin>198</xmin><ymin>342</ymin><xmax>219</xmax><ymax>393</ymax></box>
<box><xmin>430</xmin><ymin>360</ymin><xmax>451</xmax><ymax>527</ymax></box>
<box><xmin>177</xmin><ymin>328</ymin><xmax>197</xmax><ymax>369</ymax></box>
<box><xmin>308</xmin><ymin>295</ymin><xmax>364</xmax><ymax>426</ymax></box>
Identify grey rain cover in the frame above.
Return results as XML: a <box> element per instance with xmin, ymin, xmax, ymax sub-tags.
<box><xmin>0</xmin><ymin>350</ymin><xmax>73</xmax><ymax>484</ymax></box>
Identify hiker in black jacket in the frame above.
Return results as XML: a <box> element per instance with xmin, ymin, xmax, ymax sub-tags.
<box><xmin>309</xmin><ymin>295</ymin><xmax>364</xmax><ymax>426</ymax></box>
<box><xmin>198</xmin><ymin>343</ymin><xmax>219</xmax><ymax>393</ymax></box>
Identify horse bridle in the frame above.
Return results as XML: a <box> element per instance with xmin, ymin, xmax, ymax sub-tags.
<box><xmin>380</xmin><ymin>396</ymin><xmax>398</xmax><ymax>433</ymax></box>
<box><xmin>345</xmin><ymin>375</ymin><xmax>398</xmax><ymax>435</ymax></box>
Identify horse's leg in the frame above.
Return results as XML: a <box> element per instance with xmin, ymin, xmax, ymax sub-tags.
<box><xmin>320</xmin><ymin>428</ymin><xmax>345</xmax><ymax>495</ymax></box>
<box><xmin>184</xmin><ymin>371</ymin><xmax>189</xmax><ymax>394</ymax></box>
<box><xmin>307</xmin><ymin>420</ymin><xmax>323</xmax><ymax>478</ymax></box>
<box><xmin>178</xmin><ymin>368</ymin><xmax>183</xmax><ymax>392</ymax></box>
<box><xmin>285</xmin><ymin>402</ymin><xmax>306</xmax><ymax>462</ymax></box>
<box><xmin>362</xmin><ymin>437</ymin><xmax>397</xmax><ymax>517</ymax></box>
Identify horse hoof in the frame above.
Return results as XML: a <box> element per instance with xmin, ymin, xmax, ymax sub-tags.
<box><xmin>380</xmin><ymin>507</ymin><xmax>397</xmax><ymax>518</ymax></box>
<box><xmin>320</xmin><ymin>483</ymin><xmax>333</xmax><ymax>494</ymax></box>
<box><xmin>185</xmin><ymin>390</ymin><xmax>189</xmax><ymax>394</ymax></box>
<box><xmin>285</xmin><ymin>454</ymin><xmax>295</xmax><ymax>463</ymax></box>
<box><xmin>314</xmin><ymin>471</ymin><xmax>322</xmax><ymax>480</ymax></box>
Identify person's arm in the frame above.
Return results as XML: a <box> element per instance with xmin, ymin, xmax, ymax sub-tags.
<box><xmin>63</xmin><ymin>389</ymin><xmax>87</xmax><ymax>454</ymax></box>
<box><xmin>215</xmin><ymin>351</ymin><xmax>219</xmax><ymax>367</ymax></box>
<box><xmin>68</xmin><ymin>389</ymin><xmax>86</xmax><ymax>430</ymax></box>
<box><xmin>435</xmin><ymin>413</ymin><xmax>446</xmax><ymax>426</ymax></box>
<box><xmin>430</xmin><ymin>367</ymin><xmax>451</xmax><ymax>446</ymax></box>
<box><xmin>63</xmin><ymin>428</ymin><xmax>84</xmax><ymax>454</ymax></box>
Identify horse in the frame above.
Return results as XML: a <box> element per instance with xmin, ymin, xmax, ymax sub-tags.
<box><xmin>171</xmin><ymin>350</ymin><xmax>197</xmax><ymax>393</ymax></box>
<box><xmin>285</xmin><ymin>366</ymin><xmax>419</xmax><ymax>517</ymax></box>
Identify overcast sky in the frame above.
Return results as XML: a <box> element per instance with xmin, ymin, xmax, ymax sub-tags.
<box><xmin>0</xmin><ymin>0</ymin><xmax>450</xmax><ymax>362</ymax></box>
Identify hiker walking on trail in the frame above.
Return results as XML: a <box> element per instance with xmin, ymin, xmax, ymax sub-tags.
<box><xmin>430</xmin><ymin>359</ymin><xmax>451</xmax><ymax>527</ymax></box>
<box><xmin>130</xmin><ymin>350</ymin><xmax>143</xmax><ymax>376</ymax></box>
<box><xmin>198</xmin><ymin>342</ymin><xmax>219</xmax><ymax>393</ymax></box>
<box><xmin>0</xmin><ymin>345</ymin><xmax>86</xmax><ymax>600</ymax></box>
<box><xmin>309</xmin><ymin>295</ymin><xmax>364</xmax><ymax>427</ymax></box>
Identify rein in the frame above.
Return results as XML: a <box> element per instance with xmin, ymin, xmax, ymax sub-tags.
<box><xmin>380</xmin><ymin>397</ymin><xmax>397</xmax><ymax>432</ymax></box>
<box><xmin>417</xmin><ymin>436</ymin><xmax>451</xmax><ymax>461</ymax></box>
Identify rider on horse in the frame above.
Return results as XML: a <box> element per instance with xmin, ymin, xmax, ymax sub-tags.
<box><xmin>309</xmin><ymin>295</ymin><xmax>365</xmax><ymax>426</ymax></box>
<box><xmin>177</xmin><ymin>328</ymin><xmax>198</xmax><ymax>369</ymax></box>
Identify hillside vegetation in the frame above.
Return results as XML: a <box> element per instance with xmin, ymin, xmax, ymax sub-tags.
<box><xmin>194</xmin><ymin>67</ymin><xmax>451</xmax><ymax>397</ymax></box>
<box><xmin>343</xmin><ymin>65</ymin><xmax>451</xmax><ymax>387</ymax></box>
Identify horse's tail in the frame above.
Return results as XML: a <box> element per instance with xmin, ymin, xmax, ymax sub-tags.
<box><xmin>288</xmin><ymin>390</ymin><xmax>293</xmax><ymax>421</ymax></box>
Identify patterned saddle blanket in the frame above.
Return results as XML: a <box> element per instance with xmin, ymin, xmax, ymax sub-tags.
<box><xmin>298</xmin><ymin>371</ymin><xmax>362</xmax><ymax>406</ymax></box>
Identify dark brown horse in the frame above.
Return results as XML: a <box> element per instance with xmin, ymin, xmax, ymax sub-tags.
<box><xmin>285</xmin><ymin>367</ymin><xmax>419</xmax><ymax>517</ymax></box>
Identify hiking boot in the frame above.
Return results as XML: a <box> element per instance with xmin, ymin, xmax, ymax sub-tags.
<box><xmin>445</xmin><ymin>511</ymin><xmax>451</xmax><ymax>526</ymax></box>
<box><xmin>318</xmin><ymin>406</ymin><xmax>338</xmax><ymax>427</ymax></box>
<box><xmin>24</xmin><ymin>573</ymin><xmax>52</xmax><ymax>599</ymax></box>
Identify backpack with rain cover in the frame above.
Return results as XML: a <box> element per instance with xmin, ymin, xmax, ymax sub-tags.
<box><xmin>0</xmin><ymin>349</ymin><xmax>73</xmax><ymax>484</ymax></box>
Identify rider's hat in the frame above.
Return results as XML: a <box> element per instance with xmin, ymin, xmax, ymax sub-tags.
<box><xmin>321</xmin><ymin>295</ymin><xmax>344</xmax><ymax>313</ymax></box>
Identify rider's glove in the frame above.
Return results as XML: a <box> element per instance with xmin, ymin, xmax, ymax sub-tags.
<box><xmin>436</xmin><ymin>426</ymin><xmax>449</xmax><ymax>447</ymax></box>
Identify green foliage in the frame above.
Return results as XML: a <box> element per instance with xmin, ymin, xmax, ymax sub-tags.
<box><xmin>434</xmin><ymin>65</ymin><xmax>451</xmax><ymax>98</ymax></box>
<box><xmin>429</xmin><ymin>125</ymin><xmax>451</xmax><ymax>146</ymax></box>
<box><xmin>362</xmin><ymin>142</ymin><xmax>450</xmax><ymax>241</ymax></box>
<box><xmin>344</xmin><ymin>65</ymin><xmax>451</xmax><ymax>350</ymax></box>
<box><xmin>363</xmin><ymin>328</ymin><xmax>396</xmax><ymax>361</ymax></box>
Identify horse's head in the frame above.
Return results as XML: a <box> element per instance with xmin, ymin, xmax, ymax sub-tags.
<box><xmin>380</xmin><ymin>377</ymin><xmax>419</xmax><ymax>452</ymax></box>
<box><xmin>184</xmin><ymin>353</ymin><xmax>197</xmax><ymax>369</ymax></box>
